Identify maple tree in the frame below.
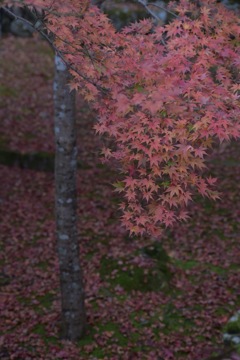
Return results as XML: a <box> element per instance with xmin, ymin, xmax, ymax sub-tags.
<box><xmin>2</xmin><ymin>0</ymin><xmax>239</xmax><ymax>235</ymax></box>
<box><xmin>1</xmin><ymin>0</ymin><xmax>240</xmax><ymax>344</ymax></box>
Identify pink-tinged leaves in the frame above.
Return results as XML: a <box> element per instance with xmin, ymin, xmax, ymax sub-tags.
<box><xmin>206</xmin><ymin>176</ymin><xmax>218</xmax><ymax>186</ymax></box>
<box><xmin>166</xmin><ymin>184</ymin><xmax>183</xmax><ymax>198</ymax></box>
<box><xmin>3</xmin><ymin>0</ymin><xmax>239</xmax><ymax>237</ymax></box>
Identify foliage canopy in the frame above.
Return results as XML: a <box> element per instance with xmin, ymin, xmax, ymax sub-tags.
<box><xmin>2</xmin><ymin>0</ymin><xmax>240</xmax><ymax>236</ymax></box>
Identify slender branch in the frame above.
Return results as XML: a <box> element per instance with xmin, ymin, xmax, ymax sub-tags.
<box><xmin>2</xmin><ymin>6</ymin><xmax>41</xmax><ymax>30</ymax></box>
<box><xmin>136</xmin><ymin>0</ymin><xmax>159</xmax><ymax>21</ymax></box>
<box><xmin>136</xmin><ymin>0</ymin><xmax>178</xmax><ymax>20</ymax></box>
<box><xmin>148</xmin><ymin>2</ymin><xmax>178</xmax><ymax>18</ymax></box>
<box><xmin>45</xmin><ymin>24</ymin><xmax>98</xmax><ymax>68</ymax></box>
<box><xmin>1</xmin><ymin>6</ymin><xmax>107</xmax><ymax>94</ymax></box>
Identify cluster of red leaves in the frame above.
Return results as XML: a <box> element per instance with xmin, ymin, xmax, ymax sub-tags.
<box><xmin>0</xmin><ymin>36</ymin><xmax>240</xmax><ymax>360</ymax></box>
<box><xmin>2</xmin><ymin>0</ymin><xmax>240</xmax><ymax>237</ymax></box>
<box><xmin>93</xmin><ymin>1</ymin><xmax>240</xmax><ymax>236</ymax></box>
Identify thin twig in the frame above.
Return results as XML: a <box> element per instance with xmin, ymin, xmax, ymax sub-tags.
<box><xmin>136</xmin><ymin>0</ymin><xmax>178</xmax><ymax>19</ymax></box>
<box><xmin>148</xmin><ymin>2</ymin><xmax>178</xmax><ymax>18</ymax></box>
<box><xmin>136</xmin><ymin>0</ymin><xmax>159</xmax><ymax>21</ymax></box>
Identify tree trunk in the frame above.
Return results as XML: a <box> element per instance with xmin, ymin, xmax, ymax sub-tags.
<box><xmin>0</xmin><ymin>8</ymin><xmax>3</xmax><ymax>38</ymax></box>
<box><xmin>54</xmin><ymin>54</ymin><xmax>85</xmax><ymax>340</ymax></box>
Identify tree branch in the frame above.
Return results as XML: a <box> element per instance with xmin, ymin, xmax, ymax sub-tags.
<box><xmin>136</xmin><ymin>0</ymin><xmax>159</xmax><ymax>21</ymax></box>
<box><xmin>1</xmin><ymin>6</ymin><xmax>107</xmax><ymax>93</ymax></box>
<box><xmin>136</xmin><ymin>0</ymin><xmax>178</xmax><ymax>20</ymax></box>
<box><xmin>148</xmin><ymin>2</ymin><xmax>178</xmax><ymax>18</ymax></box>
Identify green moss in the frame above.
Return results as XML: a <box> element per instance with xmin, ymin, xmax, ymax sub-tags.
<box><xmin>229</xmin><ymin>263</ymin><xmax>240</xmax><ymax>271</ymax></box>
<box><xmin>174</xmin><ymin>259</ymin><xmax>199</xmax><ymax>270</ymax></box>
<box><xmin>211</xmin><ymin>228</ymin><xmax>226</xmax><ymax>239</ymax></box>
<box><xmin>142</xmin><ymin>242</ymin><xmax>170</xmax><ymax>262</ymax></box>
<box><xmin>33</xmin><ymin>324</ymin><xmax>46</xmax><ymax>336</ymax></box>
<box><xmin>0</xmin><ymin>85</ymin><xmax>18</xmax><ymax>97</ymax></box>
<box><xmin>36</xmin><ymin>261</ymin><xmax>49</xmax><ymax>270</ymax></box>
<box><xmin>196</xmin><ymin>335</ymin><xmax>207</xmax><ymax>341</ymax></box>
<box><xmin>18</xmin><ymin>292</ymin><xmax>54</xmax><ymax>313</ymax></box>
<box><xmin>90</xmin><ymin>348</ymin><xmax>105</xmax><ymax>358</ymax></box>
<box><xmin>174</xmin><ymin>257</ymin><xmax>228</xmax><ymax>277</ymax></box>
<box><xmin>30</xmin><ymin>234</ymin><xmax>43</xmax><ymax>244</ymax></box>
<box><xmin>77</xmin><ymin>325</ymin><xmax>96</xmax><ymax>347</ymax></box>
<box><xmin>98</xmin><ymin>322</ymin><xmax>128</xmax><ymax>346</ymax></box>
<box><xmin>85</xmin><ymin>252</ymin><xmax>95</xmax><ymax>261</ymax></box>
<box><xmin>36</xmin><ymin>293</ymin><xmax>54</xmax><ymax>309</ymax></box>
<box><xmin>78</xmin><ymin>321</ymin><xmax>128</xmax><ymax>354</ymax></box>
<box><xmin>130</xmin><ymin>310</ymin><xmax>147</xmax><ymax>329</ymax></box>
<box><xmin>224</xmin><ymin>313</ymin><xmax>240</xmax><ymax>334</ymax></box>
<box><xmin>99</xmin><ymin>242</ymin><xmax>173</xmax><ymax>293</ymax></box>
<box><xmin>32</xmin><ymin>324</ymin><xmax>58</xmax><ymax>345</ymax></box>
<box><xmin>130</xmin><ymin>303</ymin><xmax>195</xmax><ymax>337</ymax></box>
<box><xmin>18</xmin><ymin>296</ymin><xmax>32</xmax><ymax>306</ymax></box>
<box><xmin>100</xmin><ymin>256</ymin><xmax>170</xmax><ymax>292</ymax></box>
<box><xmin>207</xmin><ymin>264</ymin><xmax>227</xmax><ymax>275</ymax></box>
<box><xmin>215</xmin><ymin>307</ymin><xmax>230</xmax><ymax>316</ymax></box>
<box><xmin>161</xmin><ymin>303</ymin><xmax>194</xmax><ymax>334</ymax></box>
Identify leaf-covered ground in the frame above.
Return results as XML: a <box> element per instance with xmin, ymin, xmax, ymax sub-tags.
<box><xmin>0</xmin><ymin>36</ymin><xmax>240</xmax><ymax>360</ymax></box>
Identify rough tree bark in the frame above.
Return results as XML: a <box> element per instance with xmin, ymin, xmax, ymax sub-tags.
<box><xmin>54</xmin><ymin>54</ymin><xmax>85</xmax><ymax>340</ymax></box>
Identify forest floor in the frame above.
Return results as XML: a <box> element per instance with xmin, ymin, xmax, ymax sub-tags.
<box><xmin>0</xmin><ymin>35</ymin><xmax>240</xmax><ymax>360</ymax></box>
